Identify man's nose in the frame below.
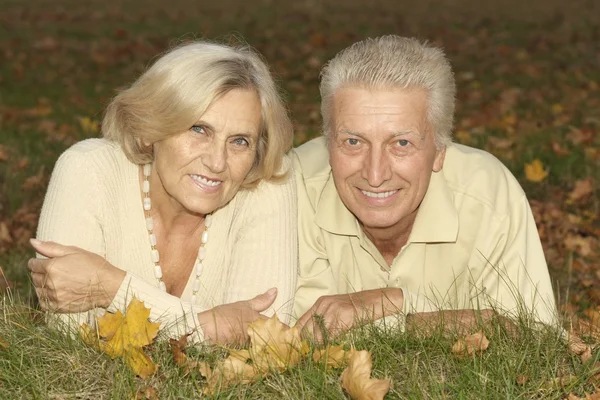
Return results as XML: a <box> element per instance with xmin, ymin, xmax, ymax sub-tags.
<box><xmin>363</xmin><ymin>147</ymin><xmax>391</xmax><ymax>187</ymax></box>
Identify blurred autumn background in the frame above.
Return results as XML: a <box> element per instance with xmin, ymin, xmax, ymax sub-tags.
<box><xmin>0</xmin><ymin>0</ymin><xmax>598</xmax><ymax>318</ymax></box>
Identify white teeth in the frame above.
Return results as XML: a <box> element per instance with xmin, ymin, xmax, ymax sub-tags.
<box><xmin>361</xmin><ymin>190</ymin><xmax>398</xmax><ymax>199</ymax></box>
<box><xmin>191</xmin><ymin>174</ymin><xmax>221</xmax><ymax>187</ymax></box>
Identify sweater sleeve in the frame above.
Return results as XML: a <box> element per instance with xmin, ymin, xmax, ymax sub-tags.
<box><xmin>37</xmin><ymin>144</ymin><xmax>206</xmax><ymax>341</ymax></box>
<box><xmin>223</xmin><ymin>161</ymin><xmax>298</xmax><ymax>325</ymax></box>
<box><xmin>36</xmin><ymin>147</ymin><xmax>107</xmax><ymax>328</ymax></box>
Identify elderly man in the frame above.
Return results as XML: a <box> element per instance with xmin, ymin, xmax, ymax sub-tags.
<box><xmin>292</xmin><ymin>35</ymin><xmax>557</xmax><ymax>339</ymax></box>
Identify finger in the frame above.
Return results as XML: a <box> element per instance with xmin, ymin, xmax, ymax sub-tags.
<box><xmin>30</xmin><ymin>272</ymin><xmax>45</xmax><ymax>288</ymax></box>
<box><xmin>29</xmin><ymin>239</ymin><xmax>79</xmax><ymax>258</ymax></box>
<box><xmin>247</xmin><ymin>287</ymin><xmax>278</xmax><ymax>312</ymax></box>
<box><xmin>296</xmin><ymin>308</ymin><xmax>317</xmax><ymax>330</ymax></box>
<box><xmin>27</xmin><ymin>258</ymin><xmax>50</xmax><ymax>274</ymax></box>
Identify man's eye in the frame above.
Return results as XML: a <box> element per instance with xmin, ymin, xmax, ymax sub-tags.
<box><xmin>190</xmin><ymin>125</ymin><xmax>206</xmax><ymax>134</ymax></box>
<box><xmin>232</xmin><ymin>137</ymin><xmax>250</xmax><ymax>146</ymax></box>
<box><xmin>397</xmin><ymin>139</ymin><xmax>409</xmax><ymax>147</ymax></box>
<box><xmin>346</xmin><ymin>138</ymin><xmax>360</xmax><ymax>146</ymax></box>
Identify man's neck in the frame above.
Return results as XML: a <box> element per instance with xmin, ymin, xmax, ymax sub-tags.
<box><xmin>361</xmin><ymin>211</ymin><xmax>417</xmax><ymax>266</ymax></box>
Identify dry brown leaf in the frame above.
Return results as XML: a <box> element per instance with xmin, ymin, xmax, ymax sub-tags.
<box><xmin>516</xmin><ymin>375</ymin><xmax>529</xmax><ymax>385</ymax></box>
<box><xmin>248</xmin><ymin>314</ymin><xmax>309</xmax><ymax>372</ymax></box>
<box><xmin>451</xmin><ymin>330</ymin><xmax>490</xmax><ymax>357</ymax></box>
<box><xmin>202</xmin><ymin>354</ymin><xmax>260</xmax><ymax>395</ymax></box>
<box><xmin>568</xmin><ymin>178</ymin><xmax>594</xmax><ymax>203</ymax></box>
<box><xmin>169</xmin><ymin>335</ymin><xmax>189</xmax><ymax>367</ymax></box>
<box><xmin>487</xmin><ymin>136</ymin><xmax>514</xmax><ymax>150</ymax></box>
<box><xmin>524</xmin><ymin>159</ymin><xmax>549</xmax><ymax>182</ymax></box>
<box><xmin>0</xmin><ymin>336</ymin><xmax>8</xmax><ymax>350</ymax></box>
<box><xmin>80</xmin><ymin>297</ymin><xmax>160</xmax><ymax>378</ymax></box>
<box><xmin>135</xmin><ymin>384</ymin><xmax>159</xmax><ymax>400</ymax></box>
<box><xmin>0</xmin><ymin>145</ymin><xmax>8</xmax><ymax>162</ymax></box>
<box><xmin>340</xmin><ymin>350</ymin><xmax>390</xmax><ymax>400</ymax></box>
<box><xmin>0</xmin><ymin>223</ymin><xmax>12</xmax><ymax>244</ymax></box>
<box><xmin>313</xmin><ymin>344</ymin><xmax>347</xmax><ymax>369</ymax></box>
<box><xmin>566</xmin><ymin>331</ymin><xmax>594</xmax><ymax>363</ymax></box>
<box><xmin>565</xmin><ymin>234</ymin><xmax>595</xmax><ymax>257</ymax></box>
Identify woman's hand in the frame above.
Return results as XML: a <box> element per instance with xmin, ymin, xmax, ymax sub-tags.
<box><xmin>28</xmin><ymin>239</ymin><xmax>126</xmax><ymax>312</ymax></box>
<box><xmin>197</xmin><ymin>287</ymin><xmax>278</xmax><ymax>345</ymax></box>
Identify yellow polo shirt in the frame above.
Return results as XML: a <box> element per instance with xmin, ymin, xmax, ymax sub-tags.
<box><xmin>292</xmin><ymin>137</ymin><xmax>558</xmax><ymax>326</ymax></box>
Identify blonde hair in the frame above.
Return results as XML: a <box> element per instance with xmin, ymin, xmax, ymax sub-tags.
<box><xmin>102</xmin><ymin>40</ymin><xmax>293</xmax><ymax>188</ymax></box>
<box><xmin>320</xmin><ymin>35</ymin><xmax>455</xmax><ymax>148</ymax></box>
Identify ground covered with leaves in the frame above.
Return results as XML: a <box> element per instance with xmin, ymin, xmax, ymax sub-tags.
<box><xmin>0</xmin><ymin>0</ymin><xmax>599</xmax><ymax>398</ymax></box>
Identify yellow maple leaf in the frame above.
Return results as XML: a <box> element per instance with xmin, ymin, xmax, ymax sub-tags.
<box><xmin>248</xmin><ymin>314</ymin><xmax>309</xmax><ymax>372</ymax></box>
<box><xmin>340</xmin><ymin>350</ymin><xmax>390</xmax><ymax>400</ymax></box>
<box><xmin>80</xmin><ymin>297</ymin><xmax>160</xmax><ymax>378</ymax></box>
<box><xmin>97</xmin><ymin>297</ymin><xmax>160</xmax><ymax>357</ymax></box>
<box><xmin>313</xmin><ymin>344</ymin><xmax>347</xmax><ymax>369</ymax></box>
<box><xmin>524</xmin><ymin>159</ymin><xmax>549</xmax><ymax>182</ymax></box>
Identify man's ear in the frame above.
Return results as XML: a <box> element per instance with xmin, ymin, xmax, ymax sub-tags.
<box><xmin>433</xmin><ymin>146</ymin><xmax>446</xmax><ymax>172</ymax></box>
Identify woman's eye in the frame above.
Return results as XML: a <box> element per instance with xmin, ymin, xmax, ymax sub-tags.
<box><xmin>232</xmin><ymin>137</ymin><xmax>250</xmax><ymax>146</ymax></box>
<box><xmin>397</xmin><ymin>139</ymin><xmax>409</xmax><ymax>147</ymax></box>
<box><xmin>190</xmin><ymin>125</ymin><xmax>206</xmax><ymax>134</ymax></box>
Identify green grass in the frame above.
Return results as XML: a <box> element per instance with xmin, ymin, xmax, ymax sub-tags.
<box><xmin>1</xmin><ymin>298</ymin><xmax>598</xmax><ymax>399</ymax></box>
<box><xmin>1</xmin><ymin>0</ymin><xmax>599</xmax><ymax>397</ymax></box>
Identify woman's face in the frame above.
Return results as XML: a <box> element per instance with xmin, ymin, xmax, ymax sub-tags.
<box><xmin>151</xmin><ymin>88</ymin><xmax>262</xmax><ymax>216</ymax></box>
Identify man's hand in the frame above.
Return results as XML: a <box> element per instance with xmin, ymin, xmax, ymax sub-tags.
<box><xmin>197</xmin><ymin>287</ymin><xmax>278</xmax><ymax>346</ymax></box>
<box><xmin>295</xmin><ymin>288</ymin><xmax>404</xmax><ymax>343</ymax></box>
<box><xmin>28</xmin><ymin>239</ymin><xmax>125</xmax><ymax>312</ymax></box>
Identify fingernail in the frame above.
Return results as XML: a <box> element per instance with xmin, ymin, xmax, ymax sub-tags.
<box><xmin>267</xmin><ymin>287</ymin><xmax>277</xmax><ymax>296</ymax></box>
<box><xmin>30</xmin><ymin>238</ymin><xmax>42</xmax><ymax>246</ymax></box>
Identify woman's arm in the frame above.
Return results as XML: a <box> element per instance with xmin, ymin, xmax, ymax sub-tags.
<box><xmin>223</xmin><ymin>162</ymin><xmax>298</xmax><ymax>324</ymax></box>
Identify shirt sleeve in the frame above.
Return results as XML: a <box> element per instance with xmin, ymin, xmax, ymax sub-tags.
<box><xmin>222</xmin><ymin>161</ymin><xmax>298</xmax><ymax>325</ymax></box>
<box><xmin>473</xmin><ymin>194</ymin><xmax>558</xmax><ymax>326</ymax></box>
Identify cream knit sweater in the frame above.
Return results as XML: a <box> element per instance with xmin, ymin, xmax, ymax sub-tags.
<box><xmin>36</xmin><ymin>139</ymin><xmax>298</xmax><ymax>342</ymax></box>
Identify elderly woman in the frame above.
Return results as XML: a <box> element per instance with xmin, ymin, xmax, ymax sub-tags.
<box><xmin>27</xmin><ymin>40</ymin><xmax>297</xmax><ymax>345</ymax></box>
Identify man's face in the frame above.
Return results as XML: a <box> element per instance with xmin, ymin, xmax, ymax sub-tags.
<box><xmin>328</xmin><ymin>87</ymin><xmax>446</xmax><ymax>234</ymax></box>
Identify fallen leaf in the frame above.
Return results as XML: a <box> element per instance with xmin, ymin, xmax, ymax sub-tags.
<box><xmin>516</xmin><ymin>375</ymin><xmax>529</xmax><ymax>385</ymax></box>
<box><xmin>80</xmin><ymin>297</ymin><xmax>160</xmax><ymax>378</ymax></box>
<box><xmin>564</xmin><ymin>234</ymin><xmax>595</xmax><ymax>257</ymax></box>
<box><xmin>487</xmin><ymin>136</ymin><xmax>514</xmax><ymax>150</ymax></box>
<box><xmin>0</xmin><ymin>223</ymin><xmax>12</xmax><ymax>244</ymax></box>
<box><xmin>0</xmin><ymin>336</ymin><xmax>8</xmax><ymax>350</ymax></box>
<box><xmin>566</xmin><ymin>331</ymin><xmax>594</xmax><ymax>363</ymax></box>
<box><xmin>169</xmin><ymin>335</ymin><xmax>189</xmax><ymax>367</ymax></box>
<box><xmin>124</xmin><ymin>346</ymin><xmax>159</xmax><ymax>379</ymax></box>
<box><xmin>524</xmin><ymin>159</ymin><xmax>549</xmax><ymax>182</ymax></box>
<box><xmin>568</xmin><ymin>178</ymin><xmax>594</xmax><ymax>203</ymax></box>
<box><xmin>202</xmin><ymin>354</ymin><xmax>260</xmax><ymax>395</ymax></box>
<box><xmin>451</xmin><ymin>330</ymin><xmax>490</xmax><ymax>357</ymax></box>
<box><xmin>340</xmin><ymin>350</ymin><xmax>390</xmax><ymax>400</ymax></box>
<box><xmin>247</xmin><ymin>314</ymin><xmax>309</xmax><ymax>372</ymax></box>
<box><xmin>77</xmin><ymin>116</ymin><xmax>100</xmax><ymax>134</ymax></box>
<box><xmin>0</xmin><ymin>145</ymin><xmax>8</xmax><ymax>162</ymax></box>
<box><xmin>135</xmin><ymin>384</ymin><xmax>159</xmax><ymax>400</ymax></box>
<box><xmin>313</xmin><ymin>344</ymin><xmax>347</xmax><ymax>369</ymax></box>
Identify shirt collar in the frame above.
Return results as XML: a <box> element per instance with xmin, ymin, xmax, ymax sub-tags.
<box><xmin>314</xmin><ymin>170</ymin><xmax>458</xmax><ymax>244</ymax></box>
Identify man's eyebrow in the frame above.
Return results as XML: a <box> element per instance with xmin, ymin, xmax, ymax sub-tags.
<box><xmin>392</xmin><ymin>130</ymin><xmax>425</xmax><ymax>140</ymax></box>
<box><xmin>337</xmin><ymin>128</ymin><xmax>364</xmax><ymax>137</ymax></box>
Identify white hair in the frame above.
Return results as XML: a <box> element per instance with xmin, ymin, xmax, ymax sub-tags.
<box><xmin>102</xmin><ymin>40</ymin><xmax>293</xmax><ymax>188</ymax></box>
<box><xmin>320</xmin><ymin>35</ymin><xmax>456</xmax><ymax>148</ymax></box>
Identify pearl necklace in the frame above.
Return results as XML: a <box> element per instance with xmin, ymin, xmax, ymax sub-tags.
<box><xmin>142</xmin><ymin>163</ymin><xmax>211</xmax><ymax>304</ymax></box>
